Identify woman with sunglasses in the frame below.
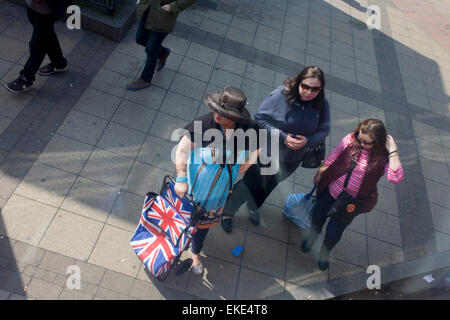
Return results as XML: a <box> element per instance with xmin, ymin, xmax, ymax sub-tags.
<box><xmin>221</xmin><ymin>66</ymin><xmax>330</xmax><ymax>232</ymax></box>
<box><xmin>301</xmin><ymin>119</ymin><xmax>404</xmax><ymax>271</ymax></box>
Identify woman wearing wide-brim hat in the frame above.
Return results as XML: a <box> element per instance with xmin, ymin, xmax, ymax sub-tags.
<box><xmin>174</xmin><ymin>86</ymin><xmax>260</xmax><ymax>275</ymax></box>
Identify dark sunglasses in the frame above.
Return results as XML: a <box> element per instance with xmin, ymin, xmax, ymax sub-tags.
<box><xmin>356</xmin><ymin>133</ymin><xmax>375</xmax><ymax>145</ymax></box>
<box><xmin>300</xmin><ymin>82</ymin><xmax>321</xmax><ymax>93</ymax></box>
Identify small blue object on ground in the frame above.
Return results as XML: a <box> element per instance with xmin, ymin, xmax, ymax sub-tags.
<box><xmin>232</xmin><ymin>245</ymin><xmax>243</xmax><ymax>257</ymax></box>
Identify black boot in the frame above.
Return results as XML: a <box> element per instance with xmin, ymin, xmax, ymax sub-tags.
<box><xmin>318</xmin><ymin>244</ymin><xmax>330</xmax><ymax>271</ymax></box>
<box><xmin>221</xmin><ymin>216</ymin><xmax>233</xmax><ymax>233</ymax></box>
<box><xmin>301</xmin><ymin>231</ymin><xmax>318</xmax><ymax>253</ymax></box>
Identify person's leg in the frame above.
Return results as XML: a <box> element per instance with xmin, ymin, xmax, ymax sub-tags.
<box><xmin>6</xmin><ymin>7</ymin><xmax>45</xmax><ymax>93</ymax></box>
<box><xmin>222</xmin><ymin>179</ymin><xmax>254</xmax><ymax>218</ymax></box>
<box><xmin>45</xmin><ymin>21</ymin><xmax>66</xmax><ymax>67</ymax></box>
<box><xmin>190</xmin><ymin>227</ymin><xmax>209</xmax><ymax>268</ymax></box>
<box><xmin>141</xmin><ymin>30</ymin><xmax>168</xmax><ymax>82</ymax></box>
<box><xmin>21</xmin><ymin>9</ymin><xmax>54</xmax><ymax>82</ymax></box>
<box><xmin>323</xmin><ymin>218</ymin><xmax>350</xmax><ymax>251</ymax></box>
<box><xmin>135</xmin><ymin>10</ymin><xmax>169</xmax><ymax>71</ymax></box>
<box><xmin>156</xmin><ymin>46</ymin><xmax>170</xmax><ymax>72</ymax></box>
<box><xmin>127</xmin><ymin>30</ymin><xmax>168</xmax><ymax>90</ymax></box>
<box><xmin>318</xmin><ymin>216</ymin><xmax>349</xmax><ymax>270</ymax></box>
<box><xmin>301</xmin><ymin>187</ymin><xmax>335</xmax><ymax>252</ymax></box>
<box><xmin>245</xmin><ymin>160</ymin><xmax>300</xmax><ymax>225</ymax></box>
<box><xmin>242</xmin><ymin>163</ymin><xmax>266</xmax><ymax>209</ymax></box>
<box><xmin>221</xmin><ymin>179</ymin><xmax>255</xmax><ymax>232</ymax></box>
<box><xmin>245</xmin><ymin>160</ymin><xmax>300</xmax><ymax>209</ymax></box>
<box><xmin>37</xmin><ymin>15</ymin><xmax>67</xmax><ymax>76</ymax></box>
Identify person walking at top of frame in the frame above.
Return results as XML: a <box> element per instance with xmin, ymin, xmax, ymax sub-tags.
<box><xmin>301</xmin><ymin>119</ymin><xmax>404</xmax><ymax>271</ymax></box>
<box><xmin>127</xmin><ymin>0</ymin><xmax>196</xmax><ymax>91</ymax></box>
<box><xmin>4</xmin><ymin>0</ymin><xmax>72</xmax><ymax>94</ymax></box>
<box><xmin>221</xmin><ymin>66</ymin><xmax>331</xmax><ymax>233</ymax></box>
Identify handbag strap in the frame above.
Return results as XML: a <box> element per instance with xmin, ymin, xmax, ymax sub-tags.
<box><xmin>305</xmin><ymin>184</ymin><xmax>317</xmax><ymax>199</ymax></box>
<box><xmin>190</xmin><ymin>162</ymin><xmax>206</xmax><ymax>192</ymax></box>
<box><xmin>225</xmin><ymin>163</ymin><xmax>233</xmax><ymax>195</ymax></box>
<box><xmin>217</xmin><ymin>164</ymin><xmax>233</xmax><ymax>210</ymax></box>
<box><xmin>202</xmin><ymin>165</ymin><xmax>224</xmax><ymax>209</ymax></box>
<box><xmin>343</xmin><ymin>160</ymin><xmax>357</xmax><ymax>191</ymax></box>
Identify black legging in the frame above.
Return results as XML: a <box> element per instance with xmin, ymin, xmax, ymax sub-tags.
<box><xmin>223</xmin><ymin>160</ymin><xmax>301</xmax><ymax>217</ymax></box>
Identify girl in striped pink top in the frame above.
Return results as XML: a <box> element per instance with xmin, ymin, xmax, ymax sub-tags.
<box><xmin>301</xmin><ymin>119</ymin><xmax>404</xmax><ymax>271</ymax></box>
<box><xmin>323</xmin><ymin>133</ymin><xmax>404</xmax><ymax>200</ymax></box>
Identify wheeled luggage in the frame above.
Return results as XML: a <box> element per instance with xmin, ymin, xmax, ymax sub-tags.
<box><xmin>130</xmin><ymin>176</ymin><xmax>198</xmax><ymax>281</ymax></box>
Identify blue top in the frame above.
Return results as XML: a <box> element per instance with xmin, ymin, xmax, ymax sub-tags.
<box><xmin>187</xmin><ymin>148</ymin><xmax>246</xmax><ymax>211</ymax></box>
<box><xmin>255</xmin><ymin>86</ymin><xmax>331</xmax><ymax>162</ymax></box>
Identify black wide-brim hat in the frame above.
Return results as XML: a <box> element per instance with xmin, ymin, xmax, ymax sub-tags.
<box><xmin>204</xmin><ymin>86</ymin><xmax>253</xmax><ymax>124</ymax></box>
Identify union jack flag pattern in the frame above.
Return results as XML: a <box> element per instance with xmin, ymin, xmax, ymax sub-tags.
<box><xmin>130</xmin><ymin>182</ymin><xmax>196</xmax><ymax>278</ymax></box>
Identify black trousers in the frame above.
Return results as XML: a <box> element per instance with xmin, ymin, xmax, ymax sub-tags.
<box><xmin>309</xmin><ymin>187</ymin><xmax>351</xmax><ymax>253</ymax></box>
<box><xmin>191</xmin><ymin>228</ymin><xmax>209</xmax><ymax>254</ymax></box>
<box><xmin>223</xmin><ymin>160</ymin><xmax>301</xmax><ymax>217</ymax></box>
<box><xmin>20</xmin><ymin>6</ymin><xmax>66</xmax><ymax>83</ymax></box>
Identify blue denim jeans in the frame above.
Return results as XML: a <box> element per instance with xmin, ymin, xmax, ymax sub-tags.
<box><xmin>136</xmin><ymin>9</ymin><xmax>169</xmax><ymax>83</ymax></box>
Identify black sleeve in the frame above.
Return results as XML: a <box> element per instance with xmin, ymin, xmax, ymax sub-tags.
<box><xmin>182</xmin><ymin>113</ymin><xmax>214</xmax><ymax>145</ymax></box>
<box><xmin>48</xmin><ymin>0</ymin><xmax>72</xmax><ymax>20</ymax></box>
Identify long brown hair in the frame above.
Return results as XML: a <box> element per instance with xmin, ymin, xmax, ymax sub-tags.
<box><xmin>352</xmin><ymin>119</ymin><xmax>387</xmax><ymax>156</ymax></box>
<box><xmin>282</xmin><ymin>66</ymin><xmax>326</xmax><ymax>111</ymax></box>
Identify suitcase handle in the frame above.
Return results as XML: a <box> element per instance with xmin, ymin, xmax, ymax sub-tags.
<box><xmin>160</xmin><ymin>175</ymin><xmax>197</xmax><ymax>206</ymax></box>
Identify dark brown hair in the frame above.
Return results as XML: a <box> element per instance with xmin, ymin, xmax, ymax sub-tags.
<box><xmin>352</xmin><ymin>118</ymin><xmax>387</xmax><ymax>156</ymax></box>
<box><xmin>282</xmin><ymin>66</ymin><xmax>326</xmax><ymax>111</ymax></box>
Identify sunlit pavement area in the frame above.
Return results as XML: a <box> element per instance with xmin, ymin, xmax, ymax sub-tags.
<box><xmin>0</xmin><ymin>0</ymin><xmax>449</xmax><ymax>299</ymax></box>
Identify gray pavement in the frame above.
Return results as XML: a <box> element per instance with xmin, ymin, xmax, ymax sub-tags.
<box><xmin>0</xmin><ymin>0</ymin><xmax>449</xmax><ymax>300</ymax></box>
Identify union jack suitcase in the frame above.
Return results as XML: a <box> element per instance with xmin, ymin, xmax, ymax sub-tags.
<box><xmin>130</xmin><ymin>176</ymin><xmax>198</xmax><ymax>281</ymax></box>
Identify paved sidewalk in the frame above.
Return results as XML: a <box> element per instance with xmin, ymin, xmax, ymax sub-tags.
<box><xmin>0</xmin><ymin>0</ymin><xmax>449</xmax><ymax>300</ymax></box>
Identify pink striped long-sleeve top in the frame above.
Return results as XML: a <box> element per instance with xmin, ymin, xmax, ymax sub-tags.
<box><xmin>324</xmin><ymin>133</ymin><xmax>404</xmax><ymax>199</ymax></box>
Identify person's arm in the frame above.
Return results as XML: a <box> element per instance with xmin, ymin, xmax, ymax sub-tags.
<box><xmin>312</xmin><ymin>133</ymin><xmax>352</xmax><ymax>185</ymax></box>
<box><xmin>305</xmin><ymin>99</ymin><xmax>331</xmax><ymax>147</ymax></box>
<box><xmin>255</xmin><ymin>89</ymin><xmax>308</xmax><ymax>152</ymax></box>
<box><xmin>164</xmin><ymin>0</ymin><xmax>196</xmax><ymax>13</ymax></box>
<box><xmin>384</xmin><ymin>135</ymin><xmax>404</xmax><ymax>183</ymax></box>
<box><xmin>238</xmin><ymin>148</ymin><xmax>261</xmax><ymax>175</ymax></box>
<box><xmin>174</xmin><ymin>135</ymin><xmax>195</xmax><ymax>198</ymax></box>
<box><xmin>255</xmin><ymin>114</ymin><xmax>288</xmax><ymax>144</ymax></box>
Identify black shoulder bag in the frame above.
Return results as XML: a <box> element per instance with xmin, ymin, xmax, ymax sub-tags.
<box><xmin>301</xmin><ymin>141</ymin><xmax>326</xmax><ymax>168</ymax></box>
<box><xmin>326</xmin><ymin>159</ymin><xmax>367</xmax><ymax>225</ymax></box>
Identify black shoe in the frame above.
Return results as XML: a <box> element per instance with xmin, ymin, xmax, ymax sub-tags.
<box><xmin>318</xmin><ymin>246</ymin><xmax>330</xmax><ymax>271</ymax></box>
<box><xmin>249</xmin><ymin>210</ymin><xmax>260</xmax><ymax>226</ymax></box>
<box><xmin>156</xmin><ymin>48</ymin><xmax>170</xmax><ymax>72</ymax></box>
<box><xmin>221</xmin><ymin>216</ymin><xmax>233</xmax><ymax>233</ymax></box>
<box><xmin>4</xmin><ymin>75</ymin><xmax>32</xmax><ymax>93</ymax></box>
<box><xmin>174</xmin><ymin>258</ymin><xmax>192</xmax><ymax>275</ymax></box>
<box><xmin>301</xmin><ymin>233</ymin><xmax>318</xmax><ymax>253</ymax></box>
<box><xmin>38</xmin><ymin>62</ymin><xmax>67</xmax><ymax>76</ymax></box>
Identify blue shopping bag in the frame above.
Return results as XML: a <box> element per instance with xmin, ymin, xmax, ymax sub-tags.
<box><xmin>282</xmin><ymin>185</ymin><xmax>317</xmax><ymax>229</ymax></box>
